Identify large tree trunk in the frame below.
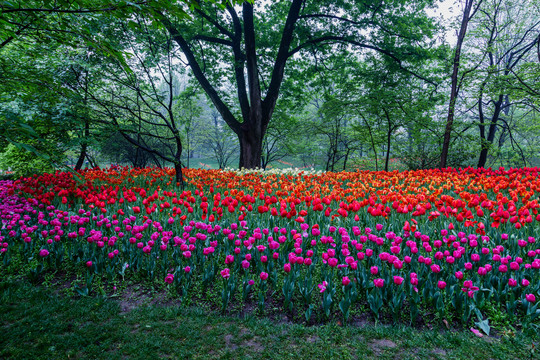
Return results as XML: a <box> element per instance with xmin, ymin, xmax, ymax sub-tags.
<box><xmin>174</xmin><ymin>161</ymin><xmax>184</xmax><ymax>188</ymax></box>
<box><xmin>238</xmin><ymin>127</ymin><xmax>263</xmax><ymax>169</ymax></box>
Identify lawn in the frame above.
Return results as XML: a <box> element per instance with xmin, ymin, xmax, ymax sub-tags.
<box><xmin>1</xmin><ymin>279</ymin><xmax>537</xmax><ymax>360</ymax></box>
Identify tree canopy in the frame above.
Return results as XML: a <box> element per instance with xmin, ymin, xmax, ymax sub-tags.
<box><xmin>1</xmin><ymin>0</ymin><xmax>540</xmax><ymax>175</ymax></box>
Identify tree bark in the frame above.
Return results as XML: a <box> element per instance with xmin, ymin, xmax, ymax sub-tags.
<box><xmin>75</xmin><ymin>118</ymin><xmax>89</xmax><ymax>171</ymax></box>
<box><xmin>174</xmin><ymin>161</ymin><xmax>184</xmax><ymax>188</ymax></box>
<box><xmin>477</xmin><ymin>95</ymin><xmax>504</xmax><ymax>168</ymax></box>
<box><xmin>74</xmin><ymin>143</ymin><xmax>87</xmax><ymax>170</ymax></box>
<box><xmin>238</xmin><ymin>127</ymin><xmax>263</xmax><ymax>169</ymax></box>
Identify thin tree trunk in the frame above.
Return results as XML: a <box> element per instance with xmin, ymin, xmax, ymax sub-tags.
<box><xmin>75</xmin><ymin>118</ymin><xmax>89</xmax><ymax>171</ymax></box>
<box><xmin>75</xmin><ymin>143</ymin><xmax>87</xmax><ymax>170</ymax></box>
<box><xmin>385</xmin><ymin>131</ymin><xmax>391</xmax><ymax>172</ymax></box>
<box><xmin>440</xmin><ymin>0</ymin><xmax>480</xmax><ymax>168</ymax></box>
<box><xmin>343</xmin><ymin>148</ymin><xmax>351</xmax><ymax>171</ymax></box>
<box><xmin>477</xmin><ymin>95</ymin><xmax>504</xmax><ymax>168</ymax></box>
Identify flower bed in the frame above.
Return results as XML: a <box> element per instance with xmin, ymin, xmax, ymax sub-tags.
<box><xmin>1</xmin><ymin>166</ymin><xmax>539</xmax><ymax>332</ymax></box>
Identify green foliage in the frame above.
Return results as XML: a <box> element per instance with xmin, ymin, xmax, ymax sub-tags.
<box><xmin>0</xmin><ymin>143</ymin><xmax>54</xmax><ymax>177</ymax></box>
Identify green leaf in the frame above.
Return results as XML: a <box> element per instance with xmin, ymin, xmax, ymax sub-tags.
<box><xmin>475</xmin><ymin>319</ymin><xmax>490</xmax><ymax>336</ymax></box>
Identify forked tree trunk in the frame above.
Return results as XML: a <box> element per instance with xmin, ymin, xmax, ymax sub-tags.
<box><xmin>477</xmin><ymin>95</ymin><xmax>504</xmax><ymax>168</ymax></box>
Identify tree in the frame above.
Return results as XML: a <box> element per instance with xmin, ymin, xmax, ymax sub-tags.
<box><xmin>70</xmin><ymin>16</ymin><xmax>190</xmax><ymax>185</ymax></box>
<box><xmin>440</xmin><ymin>0</ymin><xmax>484</xmax><ymax>168</ymax></box>
<box><xmin>156</xmin><ymin>0</ymin><xmax>441</xmax><ymax>168</ymax></box>
<box><xmin>470</xmin><ymin>0</ymin><xmax>540</xmax><ymax>167</ymax></box>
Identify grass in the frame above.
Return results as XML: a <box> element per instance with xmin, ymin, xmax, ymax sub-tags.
<box><xmin>0</xmin><ymin>279</ymin><xmax>538</xmax><ymax>360</ymax></box>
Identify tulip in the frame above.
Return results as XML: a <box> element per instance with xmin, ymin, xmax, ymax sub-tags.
<box><xmin>284</xmin><ymin>263</ymin><xmax>291</xmax><ymax>273</ymax></box>
<box><xmin>525</xmin><ymin>294</ymin><xmax>536</xmax><ymax>303</ymax></box>
<box><xmin>220</xmin><ymin>268</ymin><xmax>230</xmax><ymax>279</ymax></box>
<box><xmin>373</xmin><ymin>278</ymin><xmax>384</xmax><ymax>288</ymax></box>
<box><xmin>342</xmin><ymin>276</ymin><xmax>351</xmax><ymax>286</ymax></box>
<box><xmin>328</xmin><ymin>257</ymin><xmax>338</xmax><ymax>267</ymax></box>
<box><xmin>165</xmin><ymin>273</ymin><xmax>174</xmax><ymax>283</ymax></box>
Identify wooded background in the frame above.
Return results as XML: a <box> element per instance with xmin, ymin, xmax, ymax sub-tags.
<box><xmin>1</xmin><ymin>0</ymin><xmax>539</xmax><ymax>179</ymax></box>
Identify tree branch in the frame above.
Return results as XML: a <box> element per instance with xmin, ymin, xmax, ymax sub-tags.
<box><xmin>288</xmin><ymin>35</ymin><xmax>437</xmax><ymax>85</ymax></box>
<box><xmin>262</xmin><ymin>0</ymin><xmax>304</xmax><ymax>124</ymax></box>
<box><xmin>192</xmin><ymin>34</ymin><xmax>233</xmax><ymax>47</ymax></box>
<box><xmin>157</xmin><ymin>11</ymin><xmax>242</xmax><ymax>134</ymax></box>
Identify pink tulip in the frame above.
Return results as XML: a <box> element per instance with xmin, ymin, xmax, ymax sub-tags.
<box><xmin>39</xmin><ymin>249</ymin><xmax>49</xmax><ymax>257</ymax></box>
<box><xmin>342</xmin><ymin>276</ymin><xmax>351</xmax><ymax>286</ymax></box>
<box><xmin>220</xmin><ymin>268</ymin><xmax>230</xmax><ymax>279</ymax></box>
<box><xmin>373</xmin><ymin>278</ymin><xmax>384</xmax><ymax>288</ymax></box>
<box><xmin>328</xmin><ymin>257</ymin><xmax>338</xmax><ymax>267</ymax></box>
<box><xmin>165</xmin><ymin>273</ymin><xmax>174</xmax><ymax>284</ymax></box>
<box><xmin>393</xmin><ymin>276</ymin><xmax>404</xmax><ymax>285</ymax></box>
<box><xmin>525</xmin><ymin>294</ymin><xmax>536</xmax><ymax>303</ymax></box>
<box><xmin>284</xmin><ymin>263</ymin><xmax>291</xmax><ymax>273</ymax></box>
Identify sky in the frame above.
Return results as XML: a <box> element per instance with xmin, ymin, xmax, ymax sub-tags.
<box><xmin>427</xmin><ymin>0</ymin><xmax>461</xmax><ymax>44</ymax></box>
